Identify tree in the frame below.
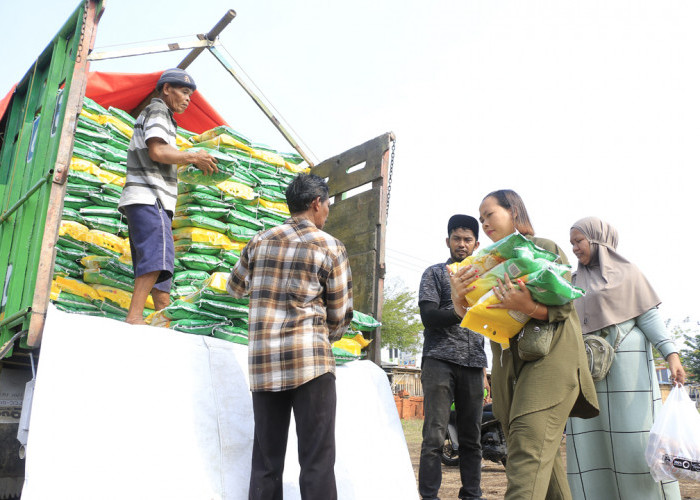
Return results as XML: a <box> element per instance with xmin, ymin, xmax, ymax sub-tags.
<box><xmin>380</xmin><ymin>282</ymin><xmax>423</xmax><ymax>354</ymax></box>
<box><xmin>666</xmin><ymin>317</ymin><xmax>700</xmax><ymax>384</ymax></box>
<box><xmin>681</xmin><ymin>334</ymin><xmax>700</xmax><ymax>384</ymax></box>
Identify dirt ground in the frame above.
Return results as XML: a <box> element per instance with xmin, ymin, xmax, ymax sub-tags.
<box><xmin>402</xmin><ymin>419</ymin><xmax>700</xmax><ymax>499</ymax></box>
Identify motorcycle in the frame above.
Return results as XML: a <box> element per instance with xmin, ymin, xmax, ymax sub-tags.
<box><xmin>441</xmin><ymin>402</ymin><xmax>508</xmax><ymax>467</ymax></box>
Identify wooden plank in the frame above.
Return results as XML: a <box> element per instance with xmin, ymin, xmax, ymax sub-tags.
<box><xmin>327</xmin><ymin>190</ymin><xmax>381</xmax><ymax>241</ymax></box>
<box><xmin>313</xmin><ymin>133</ymin><xmax>393</xmax><ymax>196</ymax></box>
<box><xmin>312</xmin><ymin>132</ymin><xmax>394</xmax><ymax>365</ymax></box>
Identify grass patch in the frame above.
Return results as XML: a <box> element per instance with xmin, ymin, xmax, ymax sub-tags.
<box><xmin>401</xmin><ymin>419</ymin><xmax>424</xmax><ymax>446</ymax></box>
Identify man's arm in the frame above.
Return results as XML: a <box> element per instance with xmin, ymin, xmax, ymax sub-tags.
<box><xmin>419</xmin><ymin>301</ymin><xmax>462</xmax><ymax>328</ymax></box>
<box><xmin>227</xmin><ymin>240</ymin><xmax>253</xmax><ymax>299</ymax></box>
<box><xmin>325</xmin><ymin>247</ymin><xmax>353</xmax><ymax>342</ymax></box>
<box><xmin>146</xmin><ymin>138</ymin><xmax>218</xmax><ymax>174</ymax></box>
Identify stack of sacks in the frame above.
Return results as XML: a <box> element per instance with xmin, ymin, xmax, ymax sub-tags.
<box><xmin>51</xmin><ymin>98</ymin><xmax>379</xmax><ymax>364</ymax></box>
<box><xmin>332</xmin><ymin>310</ymin><xmax>382</xmax><ymax>364</ymax></box>
<box><xmin>447</xmin><ymin>233</ymin><xmax>585</xmax><ymax>346</ymax></box>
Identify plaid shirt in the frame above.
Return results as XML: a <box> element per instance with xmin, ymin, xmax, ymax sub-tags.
<box><xmin>227</xmin><ymin>217</ymin><xmax>353</xmax><ymax>392</ymax></box>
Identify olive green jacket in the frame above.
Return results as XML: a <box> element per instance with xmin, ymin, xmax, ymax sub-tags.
<box><xmin>490</xmin><ymin>236</ymin><xmax>599</xmax><ymax>425</ymax></box>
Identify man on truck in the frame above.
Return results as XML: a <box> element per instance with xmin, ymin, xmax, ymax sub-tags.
<box><xmin>227</xmin><ymin>173</ymin><xmax>353</xmax><ymax>499</ymax></box>
<box><xmin>418</xmin><ymin>214</ymin><xmax>489</xmax><ymax>500</ymax></box>
<box><xmin>118</xmin><ymin>68</ymin><xmax>218</xmax><ymax>325</ymax></box>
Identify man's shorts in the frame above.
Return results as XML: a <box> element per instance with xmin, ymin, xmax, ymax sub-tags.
<box><xmin>123</xmin><ymin>200</ymin><xmax>174</xmax><ymax>293</ymax></box>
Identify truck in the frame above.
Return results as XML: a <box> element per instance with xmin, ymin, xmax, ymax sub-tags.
<box><xmin>0</xmin><ymin>1</ymin><xmax>395</xmax><ymax>497</ymax></box>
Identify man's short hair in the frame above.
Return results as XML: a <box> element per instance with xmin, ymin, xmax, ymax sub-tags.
<box><xmin>447</xmin><ymin>214</ymin><xmax>479</xmax><ymax>240</ymax></box>
<box><xmin>285</xmin><ymin>174</ymin><xmax>330</xmax><ymax>214</ymax></box>
<box><xmin>156</xmin><ymin>68</ymin><xmax>197</xmax><ymax>93</ymax></box>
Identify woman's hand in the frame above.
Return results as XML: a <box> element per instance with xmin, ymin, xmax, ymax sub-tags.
<box><xmin>489</xmin><ymin>275</ymin><xmax>547</xmax><ymax>320</ymax></box>
<box><xmin>447</xmin><ymin>264</ymin><xmax>478</xmax><ymax>318</ymax></box>
<box><xmin>666</xmin><ymin>353</ymin><xmax>686</xmax><ymax>386</ymax></box>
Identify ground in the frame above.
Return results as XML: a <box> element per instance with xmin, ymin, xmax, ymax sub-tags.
<box><xmin>402</xmin><ymin>419</ymin><xmax>700</xmax><ymax>500</ymax></box>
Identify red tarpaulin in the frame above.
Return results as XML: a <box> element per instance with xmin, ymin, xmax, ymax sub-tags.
<box><xmin>0</xmin><ymin>84</ymin><xmax>17</xmax><ymax>123</ymax></box>
<box><xmin>85</xmin><ymin>71</ymin><xmax>228</xmax><ymax>134</ymax></box>
<box><xmin>0</xmin><ymin>71</ymin><xmax>228</xmax><ymax>134</ymax></box>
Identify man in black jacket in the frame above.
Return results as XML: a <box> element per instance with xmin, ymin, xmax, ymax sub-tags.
<box><xmin>418</xmin><ymin>214</ymin><xmax>489</xmax><ymax>500</ymax></box>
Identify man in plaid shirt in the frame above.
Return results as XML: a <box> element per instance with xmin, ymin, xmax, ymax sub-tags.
<box><xmin>227</xmin><ymin>173</ymin><xmax>353</xmax><ymax>500</ymax></box>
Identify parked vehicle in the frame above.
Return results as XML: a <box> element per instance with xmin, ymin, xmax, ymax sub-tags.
<box><xmin>0</xmin><ymin>1</ymin><xmax>394</xmax><ymax>496</ymax></box>
<box><xmin>441</xmin><ymin>402</ymin><xmax>508</xmax><ymax>467</ymax></box>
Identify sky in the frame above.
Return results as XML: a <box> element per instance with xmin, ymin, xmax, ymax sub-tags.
<box><xmin>2</xmin><ymin>0</ymin><xmax>699</xmax><ymax>334</ymax></box>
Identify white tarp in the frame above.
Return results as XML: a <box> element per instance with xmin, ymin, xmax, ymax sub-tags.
<box><xmin>21</xmin><ymin>305</ymin><xmax>418</xmax><ymax>500</ymax></box>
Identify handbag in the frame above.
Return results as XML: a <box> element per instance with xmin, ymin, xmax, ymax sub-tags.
<box><xmin>582</xmin><ymin>320</ymin><xmax>632</xmax><ymax>382</ymax></box>
<box><xmin>516</xmin><ymin>319</ymin><xmax>556</xmax><ymax>361</ymax></box>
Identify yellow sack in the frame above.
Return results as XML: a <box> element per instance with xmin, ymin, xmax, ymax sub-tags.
<box><xmin>50</xmin><ymin>281</ymin><xmax>61</xmax><ymax>301</ymax></box>
<box><xmin>83</xmin><ymin>230</ymin><xmax>128</xmax><ymax>255</ymax></box>
<box><xmin>460</xmin><ymin>292</ymin><xmax>529</xmax><ymax>347</ymax></box>
<box><xmin>333</xmin><ymin>338</ymin><xmax>362</xmax><ymax>356</ymax></box>
<box><xmin>54</xmin><ymin>276</ymin><xmax>102</xmax><ymax>301</ymax></box>
<box><xmin>171</xmin><ymin>227</ymin><xmax>243</xmax><ymax>251</ymax></box>
<box><xmin>70</xmin><ymin>157</ymin><xmax>124</xmax><ymax>186</ymax></box>
<box><xmin>147</xmin><ymin>310</ymin><xmax>170</xmax><ymax>327</ymax></box>
<box><xmin>447</xmin><ymin>253</ymin><xmax>505</xmax><ymax>277</ymax></box>
<box><xmin>92</xmin><ymin>284</ymin><xmax>155</xmax><ymax>310</ymax></box>
<box><xmin>70</xmin><ymin>157</ymin><xmax>100</xmax><ymax>173</ymax></box>
<box><xmin>96</xmin><ymin>114</ymin><xmax>134</xmax><ymax>139</ymax></box>
<box><xmin>284</xmin><ymin>161</ymin><xmax>310</xmax><ymax>174</ymax></box>
<box><xmin>59</xmin><ymin>220</ymin><xmax>90</xmax><ymax>241</ymax></box>
<box><xmin>79</xmin><ymin>109</ymin><xmax>101</xmax><ymax>124</ymax></box>
<box><xmin>80</xmin><ymin>255</ymin><xmax>110</xmax><ymax>270</ymax></box>
<box><xmin>258</xmin><ymin>198</ymin><xmax>290</xmax><ymax>214</ymax></box>
<box><xmin>202</xmin><ymin>272</ymin><xmax>231</xmax><ymax>294</ymax></box>
<box><xmin>195</xmin><ymin>135</ymin><xmax>253</xmax><ymax>154</ymax></box>
<box><xmin>351</xmin><ymin>332</ymin><xmax>372</xmax><ymax>348</ymax></box>
<box><xmin>176</xmin><ymin>135</ymin><xmax>193</xmax><ymax>149</ymax></box>
<box><xmin>251</xmin><ymin>149</ymin><xmax>285</xmax><ymax>168</ymax></box>
<box><xmin>216</xmin><ymin>180</ymin><xmax>257</xmax><ymax>201</ymax></box>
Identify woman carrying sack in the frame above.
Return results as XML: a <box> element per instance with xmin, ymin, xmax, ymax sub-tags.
<box><xmin>566</xmin><ymin>216</ymin><xmax>686</xmax><ymax>500</ymax></box>
<box><xmin>450</xmin><ymin>190</ymin><xmax>599</xmax><ymax>499</ymax></box>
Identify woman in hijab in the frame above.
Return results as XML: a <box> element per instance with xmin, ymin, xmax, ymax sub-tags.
<box><xmin>566</xmin><ymin>216</ymin><xmax>685</xmax><ymax>500</ymax></box>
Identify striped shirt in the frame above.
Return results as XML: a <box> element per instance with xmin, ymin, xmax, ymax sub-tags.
<box><xmin>227</xmin><ymin>217</ymin><xmax>353</xmax><ymax>392</ymax></box>
<box><xmin>118</xmin><ymin>98</ymin><xmax>178</xmax><ymax>213</ymax></box>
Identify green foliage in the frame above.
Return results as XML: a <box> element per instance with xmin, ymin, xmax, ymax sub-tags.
<box><xmin>380</xmin><ymin>283</ymin><xmax>423</xmax><ymax>354</ymax></box>
<box><xmin>681</xmin><ymin>333</ymin><xmax>700</xmax><ymax>384</ymax></box>
<box><xmin>667</xmin><ymin>317</ymin><xmax>700</xmax><ymax>383</ymax></box>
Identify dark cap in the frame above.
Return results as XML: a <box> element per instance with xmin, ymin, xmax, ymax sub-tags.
<box><xmin>156</xmin><ymin>68</ymin><xmax>197</xmax><ymax>92</ymax></box>
<box><xmin>447</xmin><ymin>214</ymin><xmax>479</xmax><ymax>240</ymax></box>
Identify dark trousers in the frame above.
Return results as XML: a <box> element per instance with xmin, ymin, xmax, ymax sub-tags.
<box><xmin>419</xmin><ymin>357</ymin><xmax>484</xmax><ymax>500</ymax></box>
<box><xmin>249</xmin><ymin>372</ymin><xmax>337</xmax><ymax>500</ymax></box>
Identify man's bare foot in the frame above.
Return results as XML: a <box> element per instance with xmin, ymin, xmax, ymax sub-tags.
<box><xmin>125</xmin><ymin>317</ymin><xmax>147</xmax><ymax>325</ymax></box>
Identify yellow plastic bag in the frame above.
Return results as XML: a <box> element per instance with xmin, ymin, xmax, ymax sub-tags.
<box><xmin>333</xmin><ymin>338</ymin><xmax>363</xmax><ymax>356</ymax></box>
<box><xmin>70</xmin><ymin>157</ymin><xmax>125</xmax><ymax>186</ymax></box>
<box><xmin>176</xmin><ymin>135</ymin><xmax>193</xmax><ymax>149</ymax></box>
<box><xmin>460</xmin><ymin>292</ymin><xmax>529</xmax><ymax>347</ymax></box>
<box><xmin>350</xmin><ymin>332</ymin><xmax>372</xmax><ymax>348</ymax></box>
<box><xmin>251</xmin><ymin>149</ymin><xmax>285</xmax><ymax>168</ymax></box>
<box><xmin>92</xmin><ymin>284</ymin><xmax>154</xmax><ymax>310</ymax></box>
<box><xmin>83</xmin><ymin>230</ymin><xmax>128</xmax><ymax>255</ymax></box>
<box><xmin>172</xmin><ymin>227</ymin><xmax>245</xmax><ymax>251</ymax></box>
<box><xmin>80</xmin><ymin>255</ymin><xmax>110</xmax><ymax>270</ymax></box>
<box><xmin>50</xmin><ymin>281</ymin><xmax>61</xmax><ymax>301</ymax></box>
<box><xmin>258</xmin><ymin>198</ymin><xmax>290</xmax><ymax>214</ymax></box>
<box><xmin>53</xmin><ymin>276</ymin><xmax>102</xmax><ymax>301</ymax></box>
<box><xmin>216</xmin><ymin>180</ymin><xmax>257</xmax><ymax>201</ymax></box>
<box><xmin>202</xmin><ymin>272</ymin><xmax>231</xmax><ymax>294</ymax></box>
<box><xmin>195</xmin><ymin>134</ymin><xmax>253</xmax><ymax>154</ymax></box>
<box><xmin>59</xmin><ymin>220</ymin><xmax>90</xmax><ymax>241</ymax></box>
<box><xmin>96</xmin><ymin>115</ymin><xmax>134</xmax><ymax>139</ymax></box>
<box><xmin>284</xmin><ymin>161</ymin><xmax>310</xmax><ymax>174</ymax></box>
<box><xmin>447</xmin><ymin>253</ymin><xmax>505</xmax><ymax>276</ymax></box>
<box><xmin>79</xmin><ymin>109</ymin><xmax>101</xmax><ymax>124</ymax></box>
